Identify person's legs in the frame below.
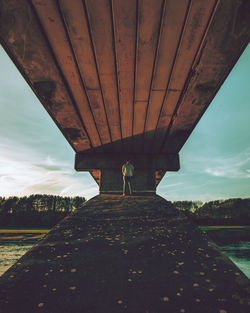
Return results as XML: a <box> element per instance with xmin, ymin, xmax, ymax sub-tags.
<box><xmin>127</xmin><ymin>177</ymin><xmax>132</xmax><ymax>195</ymax></box>
<box><xmin>123</xmin><ymin>176</ymin><xmax>126</xmax><ymax>196</ymax></box>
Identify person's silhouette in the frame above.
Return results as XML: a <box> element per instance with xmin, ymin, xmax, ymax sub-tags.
<box><xmin>122</xmin><ymin>160</ymin><xmax>134</xmax><ymax>196</ymax></box>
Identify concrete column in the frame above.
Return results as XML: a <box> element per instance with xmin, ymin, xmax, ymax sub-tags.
<box><xmin>75</xmin><ymin>153</ymin><xmax>179</xmax><ymax>195</ymax></box>
<box><xmin>100</xmin><ymin>168</ymin><xmax>156</xmax><ymax>195</ymax></box>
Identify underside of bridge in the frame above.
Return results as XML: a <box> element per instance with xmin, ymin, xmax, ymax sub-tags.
<box><xmin>0</xmin><ymin>0</ymin><xmax>249</xmax><ymax>194</ymax></box>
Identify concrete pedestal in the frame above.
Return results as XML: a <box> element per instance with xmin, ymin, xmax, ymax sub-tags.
<box><xmin>75</xmin><ymin>153</ymin><xmax>180</xmax><ymax>195</ymax></box>
<box><xmin>100</xmin><ymin>168</ymin><xmax>156</xmax><ymax>195</ymax></box>
<box><xmin>0</xmin><ymin>195</ymin><xmax>249</xmax><ymax>313</ymax></box>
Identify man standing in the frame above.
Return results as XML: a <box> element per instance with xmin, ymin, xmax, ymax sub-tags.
<box><xmin>122</xmin><ymin>160</ymin><xmax>134</xmax><ymax>196</ymax></box>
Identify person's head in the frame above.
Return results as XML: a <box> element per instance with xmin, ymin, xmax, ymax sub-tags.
<box><xmin>126</xmin><ymin>160</ymin><xmax>130</xmax><ymax>165</ymax></box>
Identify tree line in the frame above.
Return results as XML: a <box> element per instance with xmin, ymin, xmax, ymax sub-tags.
<box><xmin>173</xmin><ymin>198</ymin><xmax>250</xmax><ymax>225</ymax></box>
<box><xmin>0</xmin><ymin>194</ymin><xmax>86</xmax><ymax>228</ymax></box>
<box><xmin>0</xmin><ymin>196</ymin><xmax>249</xmax><ymax>227</ymax></box>
<box><xmin>172</xmin><ymin>200</ymin><xmax>203</xmax><ymax>212</ymax></box>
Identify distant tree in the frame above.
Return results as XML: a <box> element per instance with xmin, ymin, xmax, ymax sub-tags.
<box><xmin>0</xmin><ymin>194</ymin><xmax>86</xmax><ymax>227</ymax></box>
<box><xmin>194</xmin><ymin>198</ymin><xmax>250</xmax><ymax>225</ymax></box>
<box><xmin>172</xmin><ymin>200</ymin><xmax>203</xmax><ymax>213</ymax></box>
<box><xmin>72</xmin><ymin>196</ymin><xmax>85</xmax><ymax>210</ymax></box>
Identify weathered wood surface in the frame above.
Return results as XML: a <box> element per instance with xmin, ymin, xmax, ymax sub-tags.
<box><xmin>0</xmin><ymin>0</ymin><xmax>249</xmax><ymax>184</ymax></box>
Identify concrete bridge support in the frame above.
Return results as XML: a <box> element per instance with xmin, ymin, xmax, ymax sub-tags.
<box><xmin>75</xmin><ymin>153</ymin><xmax>180</xmax><ymax>195</ymax></box>
<box><xmin>99</xmin><ymin>168</ymin><xmax>156</xmax><ymax>195</ymax></box>
<box><xmin>0</xmin><ymin>195</ymin><xmax>249</xmax><ymax>313</ymax></box>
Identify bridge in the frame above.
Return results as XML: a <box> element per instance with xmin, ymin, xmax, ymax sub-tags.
<box><xmin>0</xmin><ymin>1</ymin><xmax>250</xmax><ymax>312</ymax></box>
<box><xmin>0</xmin><ymin>0</ymin><xmax>249</xmax><ymax>194</ymax></box>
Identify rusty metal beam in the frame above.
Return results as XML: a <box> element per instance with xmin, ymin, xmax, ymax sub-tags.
<box><xmin>0</xmin><ymin>0</ymin><xmax>249</xmax><ymax>187</ymax></box>
<box><xmin>58</xmin><ymin>0</ymin><xmax>104</xmax><ymax>149</ymax></box>
<box><xmin>162</xmin><ymin>0</ymin><xmax>250</xmax><ymax>153</ymax></box>
<box><xmin>84</xmin><ymin>0</ymin><xmax>120</xmax><ymax>147</ymax></box>
<box><xmin>0</xmin><ymin>0</ymin><xmax>92</xmax><ymax>152</ymax></box>
<box><xmin>144</xmin><ymin>0</ymin><xmax>190</xmax><ymax>153</ymax></box>
<box><xmin>111</xmin><ymin>0</ymin><xmax>136</xmax><ymax>152</ymax></box>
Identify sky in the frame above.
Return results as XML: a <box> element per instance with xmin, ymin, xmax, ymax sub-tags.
<box><xmin>0</xmin><ymin>44</ymin><xmax>249</xmax><ymax>202</ymax></box>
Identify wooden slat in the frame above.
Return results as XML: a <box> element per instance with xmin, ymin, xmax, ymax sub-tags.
<box><xmin>162</xmin><ymin>0</ymin><xmax>249</xmax><ymax>153</ymax></box>
<box><xmin>59</xmin><ymin>0</ymin><xmax>99</xmax><ymax>91</ymax></box>
<box><xmin>84</xmin><ymin>0</ymin><xmax>121</xmax><ymax>147</ymax></box>
<box><xmin>133</xmin><ymin>101</ymin><xmax>148</xmax><ymax>136</ymax></box>
<box><xmin>133</xmin><ymin>0</ymin><xmax>164</xmax><ymax>140</ymax></box>
<box><xmin>153</xmin><ymin>0</ymin><xmax>218</xmax><ymax>152</ymax></box>
<box><xmin>31</xmin><ymin>0</ymin><xmax>105</xmax><ymax>148</ymax></box>
<box><xmin>111</xmin><ymin>0</ymin><xmax>137</xmax><ymax>142</ymax></box>
<box><xmin>144</xmin><ymin>0</ymin><xmax>190</xmax><ymax>153</ymax></box>
<box><xmin>59</xmin><ymin>0</ymin><xmax>108</xmax><ymax>148</ymax></box>
<box><xmin>0</xmin><ymin>0</ymin><xmax>91</xmax><ymax>152</ymax></box>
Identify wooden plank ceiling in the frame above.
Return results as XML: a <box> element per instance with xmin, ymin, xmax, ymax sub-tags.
<box><xmin>0</xmin><ymin>0</ymin><xmax>249</xmax><ymax>155</ymax></box>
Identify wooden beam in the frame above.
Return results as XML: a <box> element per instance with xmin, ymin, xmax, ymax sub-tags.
<box><xmin>153</xmin><ymin>0</ymin><xmax>218</xmax><ymax>152</ymax></box>
<box><xmin>162</xmin><ymin>0</ymin><xmax>250</xmax><ymax>153</ymax></box>
<box><xmin>133</xmin><ymin>0</ymin><xmax>164</xmax><ymax>148</ymax></box>
<box><xmin>84</xmin><ymin>0</ymin><xmax>121</xmax><ymax>147</ymax></box>
<box><xmin>144</xmin><ymin>0</ymin><xmax>190</xmax><ymax>153</ymax></box>
<box><xmin>32</xmin><ymin>0</ymin><xmax>105</xmax><ymax>148</ymax></box>
<box><xmin>75</xmin><ymin>153</ymin><xmax>179</xmax><ymax>171</ymax></box>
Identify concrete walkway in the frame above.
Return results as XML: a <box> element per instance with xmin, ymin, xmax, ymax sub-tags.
<box><xmin>0</xmin><ymin>195</ymin><xmax>249</xmax><ymax>313</ymax></box>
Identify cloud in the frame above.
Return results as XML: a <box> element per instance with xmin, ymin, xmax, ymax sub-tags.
<box><xmin>205</xmin><ymin>167</ymin><xmax>250</xmax><ymax>178</ymax></box>
<box><xmin>204</xmin><ymin>149</ymin><xmax>250</xmax><ymax>179</ymax></box>
<box><xmin>34</xmin><ymin>156</ymin><xmax>72</xmax><ymax>173</ymax></box>
<box><xmin>157</xmin><ymin>146</ymin><xmax>250</xmax><ymax>202</ymax></box>
<box><xmin>158</xmin><ymin>182</ymin><xmax>184</xmax><ymax>188</ymax></box>
<box><xmin>0</xmin><ymin>140</ymin><xmax>98</xmax><ymax>199</ymax></box>
<box><xmin>177</xmin><ymin>146</ymin><xmax>250</xmax><ymax>178</ymax></box>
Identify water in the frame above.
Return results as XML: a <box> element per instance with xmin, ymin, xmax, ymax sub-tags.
<box><xmin>0</xmin><ymin>242</ymin><xmax>33</xmax><ymax>276</ymax></box>
<box><xmin>0</xmin><ymin>237</ymin><xmax>250</xmax><ymax>279</ymax></box>
<box><xmin>220</xmin><ymin>241</ymin><xmax>250</xmax><ymax>279</ymax></box>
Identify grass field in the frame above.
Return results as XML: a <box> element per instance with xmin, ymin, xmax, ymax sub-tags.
<box><xmin>0</xmin><ymin>229</ymin><xmax>50</xmax><ymax>241</ymax></box>
<box><xmin>1</xmin><ymin>226</ymin><xmax>249</xmax><ymax>241</ymax></box>
<box><xmin>0</xmin><ymin>229</ymin><xmax>50</xmax><ymax>233</ymax></box>
<box><xmin>199</xmin><ymin>226</ymin><xmax>250</xmax><ymax>231</ymax></box>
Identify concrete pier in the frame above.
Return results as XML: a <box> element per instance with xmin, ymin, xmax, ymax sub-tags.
<box><xmin>0</xmin><ymin>195</ymin><xmax>249</xmax><ymax>313</ymax></box>
<box><xmin>75</xmin><ymin>153</ymin><xmax>179</xmax><ymax>195</ymax></box>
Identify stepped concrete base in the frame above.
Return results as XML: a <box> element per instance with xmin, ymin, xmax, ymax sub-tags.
<box><xmin>0</xmin><ymin>195</ymin><xmax>249</xmax><ymax>313</ymax></box>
